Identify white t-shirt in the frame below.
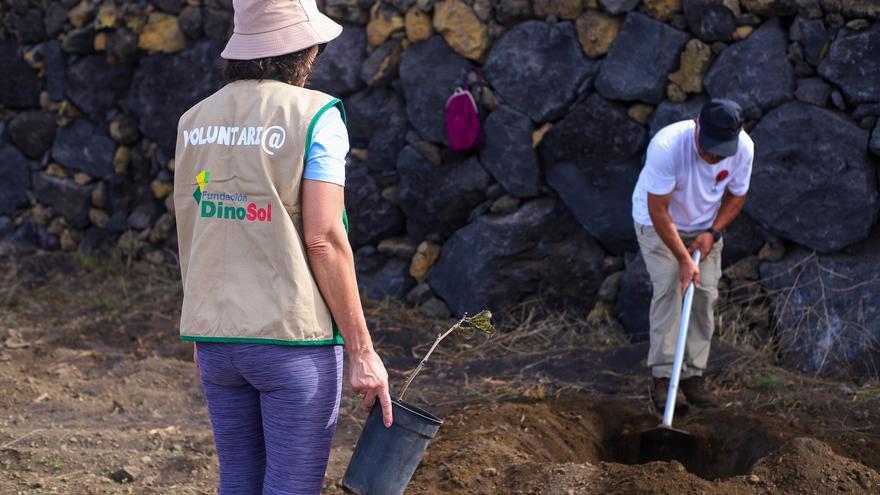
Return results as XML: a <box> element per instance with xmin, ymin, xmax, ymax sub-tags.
<box><xmin>631</xmin><ymin>120</ymin><xmax>754</xmax><ymax>231</ymax></box>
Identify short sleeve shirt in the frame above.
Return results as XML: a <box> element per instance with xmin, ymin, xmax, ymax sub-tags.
<box><xmin>303</xmin><ymin>106</ymin><xmax>349</xmax><ymax>186</ymax></box>
<box><xmin>631</xmin><ymin>120</ymin><xmax>754</xmax><ymax>231</ymax></box>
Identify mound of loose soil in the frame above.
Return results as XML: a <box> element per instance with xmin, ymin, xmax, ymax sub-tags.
<box><xmin>409</xmin><ymin>397</ymin><xmax>880</xmax><ymax>495</ymax></box>
<box><xmin>751</xmin><ymin>437</ymin><xmax>879</xmax><ymax>494</ymax></box>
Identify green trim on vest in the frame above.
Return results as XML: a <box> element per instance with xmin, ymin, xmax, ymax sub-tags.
<box><xmin>182</xmin><ymin>335</ymin><xmax>345</xmax><ymax>346</ymax></box>
<box><xmin>304</xmin><ymin>97</ymin><xmax>350</xmax><ymax>346</ymax></box>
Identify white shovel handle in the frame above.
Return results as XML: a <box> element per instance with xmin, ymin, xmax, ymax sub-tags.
<box><xmin>662</xmin><ymin>249</ymin><xmax>701</xmax><ymax>428</ymax></box>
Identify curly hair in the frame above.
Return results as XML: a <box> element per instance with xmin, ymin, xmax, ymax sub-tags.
<box><xmin>220</xmin><ymin>48</ymin><xmax>316</xmax><ymax>87</ymax></box>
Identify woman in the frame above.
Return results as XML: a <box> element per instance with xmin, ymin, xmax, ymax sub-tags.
<box><xmin>172</xmin><ymin>1</ymin><xmax>393</xmax><ymax>493</ymax></box>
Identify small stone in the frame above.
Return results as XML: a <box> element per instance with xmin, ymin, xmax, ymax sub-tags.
<box><xmin>405</xmin><ymin>8</ymin><xmax>433</xmax><ymax>43</ymax></box>
<box><xmin>381</xmin><ymin>185</ymin><xmax>396</xmax><ymax>202</ymax></box>
<box><xmin>433</xmin><ymin>0</ymin><xmax>489</xmax><ymax>61</ymax></box>
<box><xmin>377</xmin><ymin>237</ymin><xmax>417</xmax><ymax>259</ymax></box>
<box><xmin>532</xmin><ymin>122</ymin><xmax>552</xmax><ymax>148</ymax></box>
<box><xmin>534</xmin><ymin>0</ymin><xmax>583</xmax><ymax>19</ymax></box>
<box><xmin>91</xmin><ymin>182</ymin><xmax>106</xmax><ymax>208</ymax></box>
<box><xmin>109</xmin><ymin>114</ymin><xmax>140</xmax><ymax>145</ymax></box>
<box><xmin>490</xmin><ymin>195</ymin><xmax>520</xmax><ymax>214</ymax></box>
<box><xmin>148</xmin><ymin>214</ymin><xmax>175</xmax><ymax>243</ymax></box>
<box><xmin>669</xmin><ymin>460</ymin><xmax>686</xmax><ymax>473</ymax></box>
<box><xmin>73</xmin><ymin>173</ymin><xmax>92</xmax><ymax>186</ymax></box>
<box><xmin>419</xmin><ymin>297</ymin><xmax>450</xmax><ymax>319</ymax></box>
<box><xmin>31</xmin><ymin>204</ymin><xmax>53</xmax><ymax>225</ymax></box>
<box><xmin>69</xmin><ymin>1</ymin><xmax>96</xmax><ymax>29</ymax></box>
<box><xmin>123</xmin><ymin>4</ymin><xmax>148</xmax><ymax>33</ymax></box>
<box><xmin>95</xmin><ymin>2</ymin><xmax>119</xmax><ymax>30</ymax></box>
<box><xmin>795</xmin><ymin>77</ymin><xmax>831</xmax><ymax>106</ymax></box>
<box><xmin>60</xmin><ymin>229</ymin><xmax>79</xmax><ymax>251</ymax></box>
<box><xmin>642</xmin><ymin>0</ymin><xmax>683</xmax><ymax>21</ymax></box>
<box><xmin>473</xmin><ymin>0</ymin><xmax>492</xmax><ymax>21</ymax></box>
<box><xmin>367</xmin><ymin>2</ymin><xmax>404</xmax><ymax>48</ymax></box>
<box><xmin>684</xmin><ymin>0</ymin><xmax>736</xmax><ymax>42</ymax></box>
<box><xmin>47</xmin><ymin>217</ymin><xmax>68</xmax><ymax>237</ymax></box>
<box><xmin>733</xmin><ymin>25</ymin><xmax>753</xmax><ymax>40</ymax></box>
<box><xmin>106</xmin><ymin>28</ymin><xmax>139</xmax><ymax>64</ymax></box>
<box><xmin>628</xmin><ymin>103</ymin><xmax>655</xmax><ymax>125</ymax></box>
<box><xmin>88</xmin><ymin>208</ymin><xmax>110</xmax><ymax>228</ymax></box>
<box><xmin>113</xmin><ymin>147</ymin><xmax>130</xmax><ymax>175</ymax></box>
<box><xmin>138</xmin><ymin>13</ymin><xmax>186</xmax><ymax>54</ymax></box>
<box><xmin>409</xmin><ymin>240</ymin><xmax>441</xmax><ymax>282</ymax></box>
<box><xmin>46</xmin><ymin>164</ymin><xmax>67</xmax><ymax>178</ymax></box>
<box><xmin>830</xmin><ymin>89</ymin><xmax>846</xmax><ymax>111</ymax></box>
<box><xmin>178</xmin><ymin>5</ymin><xmax>203</xmax><ymax>39</ymax></box>
<box><xmin>575</xmin><ymin>11</ymin><xmax>620</xmax><ymax>58</ymax></box>
<box><xmin>599</xmin><ymin>0</ymin><xmax>642</xmax><ymax>15</ymax></box>
<box><xmin>94</xmin><ymin>32</ymin><xmax>107</xmax><ymax>51</ymax></box>
<box><xmin>360</xmin><ymin>40</ymin><xmax>402</xmax><ymax>86</ymax></box>
<box><xmin>740</xmin><ymin>0</ymin><xmax>796</xmax><ymax>16</ymax></box>
<box><xmin>723</xmin><ymin>256</ymin><xmax>759</xmax><ymax>280</ymax></box>
<box><xmin>62</xmin><ymin>27</ymin><xmax>97</xmax><ymax>54</ymax></box>
<box><xmin>110</xmin><ymin>466</ymin><xmax>141</xmax><ymax>483</ymax></box>
<box><xmin>748</xmin><ymin>474</ymin><xmax>761</xmax><ymax>484</ymax></box>
<box><xmin>668</xmin><ymin>38</ymin><xmax>713</xmax><ymax>94</ymax></box>
<box><xmin>597</xmin><ymin>271</ymin><xmax>624</xmax><ymax>302</ymax></box>
<box><xmin>8</xmin><ymin>110</ymin><xmax>57</xmax><ymax>160</ymax></box>
<box><xmin>667</xmin><ymin>82</ymin><xmax>687</xmax><ymax>102</ymax></box>
<box><xmin>757</xmin><ymin>239</ymin><xmax>785</xmax><ymax>262</ymax></box>
<box><xmin>406</xmin><ymin>282</ymin><xmax>434</xmax><ymax>305</ymax></box>
<box><xmin>846</xmin><ymin>19</ymin><xmax>870</xmax><ymax>31</ymax></box>
<box><xmin>128</xmin><ymin>203</ymin><xmax>158</xmax><ymax>231</ymax></box>
<box><xmin>151</xmin><ymin>180</ymin><xmax>173</xmax><ymax>199</ymax></box>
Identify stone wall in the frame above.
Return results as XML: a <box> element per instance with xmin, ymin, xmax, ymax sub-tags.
<box><xmin>1</xmin><ymin>0</ymin><xmax>879</xmax><ymax>376</ymax></box>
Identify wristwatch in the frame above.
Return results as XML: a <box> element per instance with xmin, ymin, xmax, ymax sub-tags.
<box><xmin>707</xmin><ymin>227</ymin><xmax>722</xmax><ymax>242</ymax></box>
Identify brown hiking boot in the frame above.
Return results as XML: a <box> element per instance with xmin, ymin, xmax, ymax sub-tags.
<box><xmin>680</xmin><ymin>376</ymin><xmax>718</xmax><ymax>408</ymax></box>
<box><xmin>651</xmin><ymin>377</ymin><xmax>689</xmax><ymax>416</ymax></box>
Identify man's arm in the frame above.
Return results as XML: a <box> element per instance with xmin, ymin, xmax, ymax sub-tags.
<box><xmin>687</xmin><ymin>190</ymin><xmax>748</xmax><ymax>261</ymax></box>
<box><xmin>648</xmin><ymin>192</ymin><xmax>700</xmax><ymax>293</ymax></box>
<box><xmin>711</xmin><ymin>191</ymin><xmax>747</xmax><ymax>232</ymax></box>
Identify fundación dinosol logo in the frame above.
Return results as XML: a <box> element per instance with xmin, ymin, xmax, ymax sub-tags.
<box><xmin>193</xmin><ymin>170</ymin><xmax>273</xmax><ymax>223</ymax></box>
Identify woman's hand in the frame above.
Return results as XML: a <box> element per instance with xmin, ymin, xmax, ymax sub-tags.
<box><xmin>348</xmin><ymin>347</ymin><xmax>393</xmax><ymax>428</ymax></box>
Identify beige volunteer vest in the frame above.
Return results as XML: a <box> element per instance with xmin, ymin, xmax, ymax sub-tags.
<box><xmin>174</xmin><ymin>80</ymin><xmax>344</xmax><ymax>345</ymax></box>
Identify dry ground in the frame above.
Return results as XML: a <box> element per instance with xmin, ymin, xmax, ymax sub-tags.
<box><xmin>0</xmin><ymin>250</ymin><xmax>878</xmax><ymax>494</ymax></box>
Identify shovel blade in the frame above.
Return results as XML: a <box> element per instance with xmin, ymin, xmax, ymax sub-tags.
<box><xmin>639</xmin><ymin>425</ymin><xmax>698</xmax><ymax>465</ymax></box>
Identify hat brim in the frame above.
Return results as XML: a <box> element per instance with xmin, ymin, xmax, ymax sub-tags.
<box><xmin>698</xmin><ymin>131</ymin><xmax>739</xmax><ymax>158</ymax></box>
<box><xmin>221</xmin><ymin>12</ymin><xmax>343</xmax><ymax>60</ymax></box>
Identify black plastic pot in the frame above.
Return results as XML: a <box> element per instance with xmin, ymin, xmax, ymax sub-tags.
<box><xmin>341</xmin><ymin>399</ymin><xmax>443</xmax><ymax>495</ymax></box>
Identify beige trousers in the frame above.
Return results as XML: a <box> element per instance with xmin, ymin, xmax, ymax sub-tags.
<box><xmin>634</xmin><ymin>223</ymin><xmax>723</xmax><ymax>379</ymax></box>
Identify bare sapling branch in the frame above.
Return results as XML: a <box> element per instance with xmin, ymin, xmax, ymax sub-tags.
<box><xmin>398</xmin><ymin>310</ymin><xmax>495</xmax><ymax>401</ymax></box>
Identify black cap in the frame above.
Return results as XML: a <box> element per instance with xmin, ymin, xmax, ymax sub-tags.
<box><xmin>698</xmin><ymin>99</ymin><xmax>744</xmax><ymax>158</ymax></box>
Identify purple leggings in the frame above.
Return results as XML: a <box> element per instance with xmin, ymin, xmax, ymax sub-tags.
<box><xmin>196</xmin><ymin>342</ymin><xmax>343</xmax><ymax>495</ymax></box>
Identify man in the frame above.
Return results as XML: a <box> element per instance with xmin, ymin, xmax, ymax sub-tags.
<box><xmin>630</xmin><ymin>99</ymin><xmax>753</xmax><ymax>413</ymax></box>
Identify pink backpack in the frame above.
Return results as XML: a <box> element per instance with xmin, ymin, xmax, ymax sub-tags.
<box><xmin>445</xmin><ymin>68</ymin><xmax>483</xmax><ymax>152</ymax></box>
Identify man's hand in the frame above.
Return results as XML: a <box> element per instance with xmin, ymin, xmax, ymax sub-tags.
<box><xmin>679</xmin><ymin>255</ymin><xmax>700</xmax><ymax>294</ymax></box>
<box><xmin>348</xmin><ymin>347</ymin><xmax>394</xmax><ymax>428</ymax></box>
<box><xmin>688</xmin><ymin>232</ymin><xmax>715</xmax><ymax>259</ymax></box>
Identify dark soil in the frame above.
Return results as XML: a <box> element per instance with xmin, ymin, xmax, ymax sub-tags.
<box><xmin>0</xmin><ymin>250</ymin><xmax>879</xmax><ymax>494</ymax></box>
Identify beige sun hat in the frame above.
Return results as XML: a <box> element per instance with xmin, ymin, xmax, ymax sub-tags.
<box><xmin>221</xmin><ymin>0</ymin><xmax>343</xmax><ymax>60</ymax></box>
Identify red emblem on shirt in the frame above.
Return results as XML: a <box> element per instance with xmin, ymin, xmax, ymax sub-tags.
<box><xmin>715</xmin><ymin>170</ymin><xmax>729</xmax><ymax>182</ymax></box>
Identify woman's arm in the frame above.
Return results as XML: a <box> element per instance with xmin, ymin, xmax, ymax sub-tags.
<box><xmin>302</xmin><ymin>179</ymin><xmax>393</xmax><ymax>427</ymax></box>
